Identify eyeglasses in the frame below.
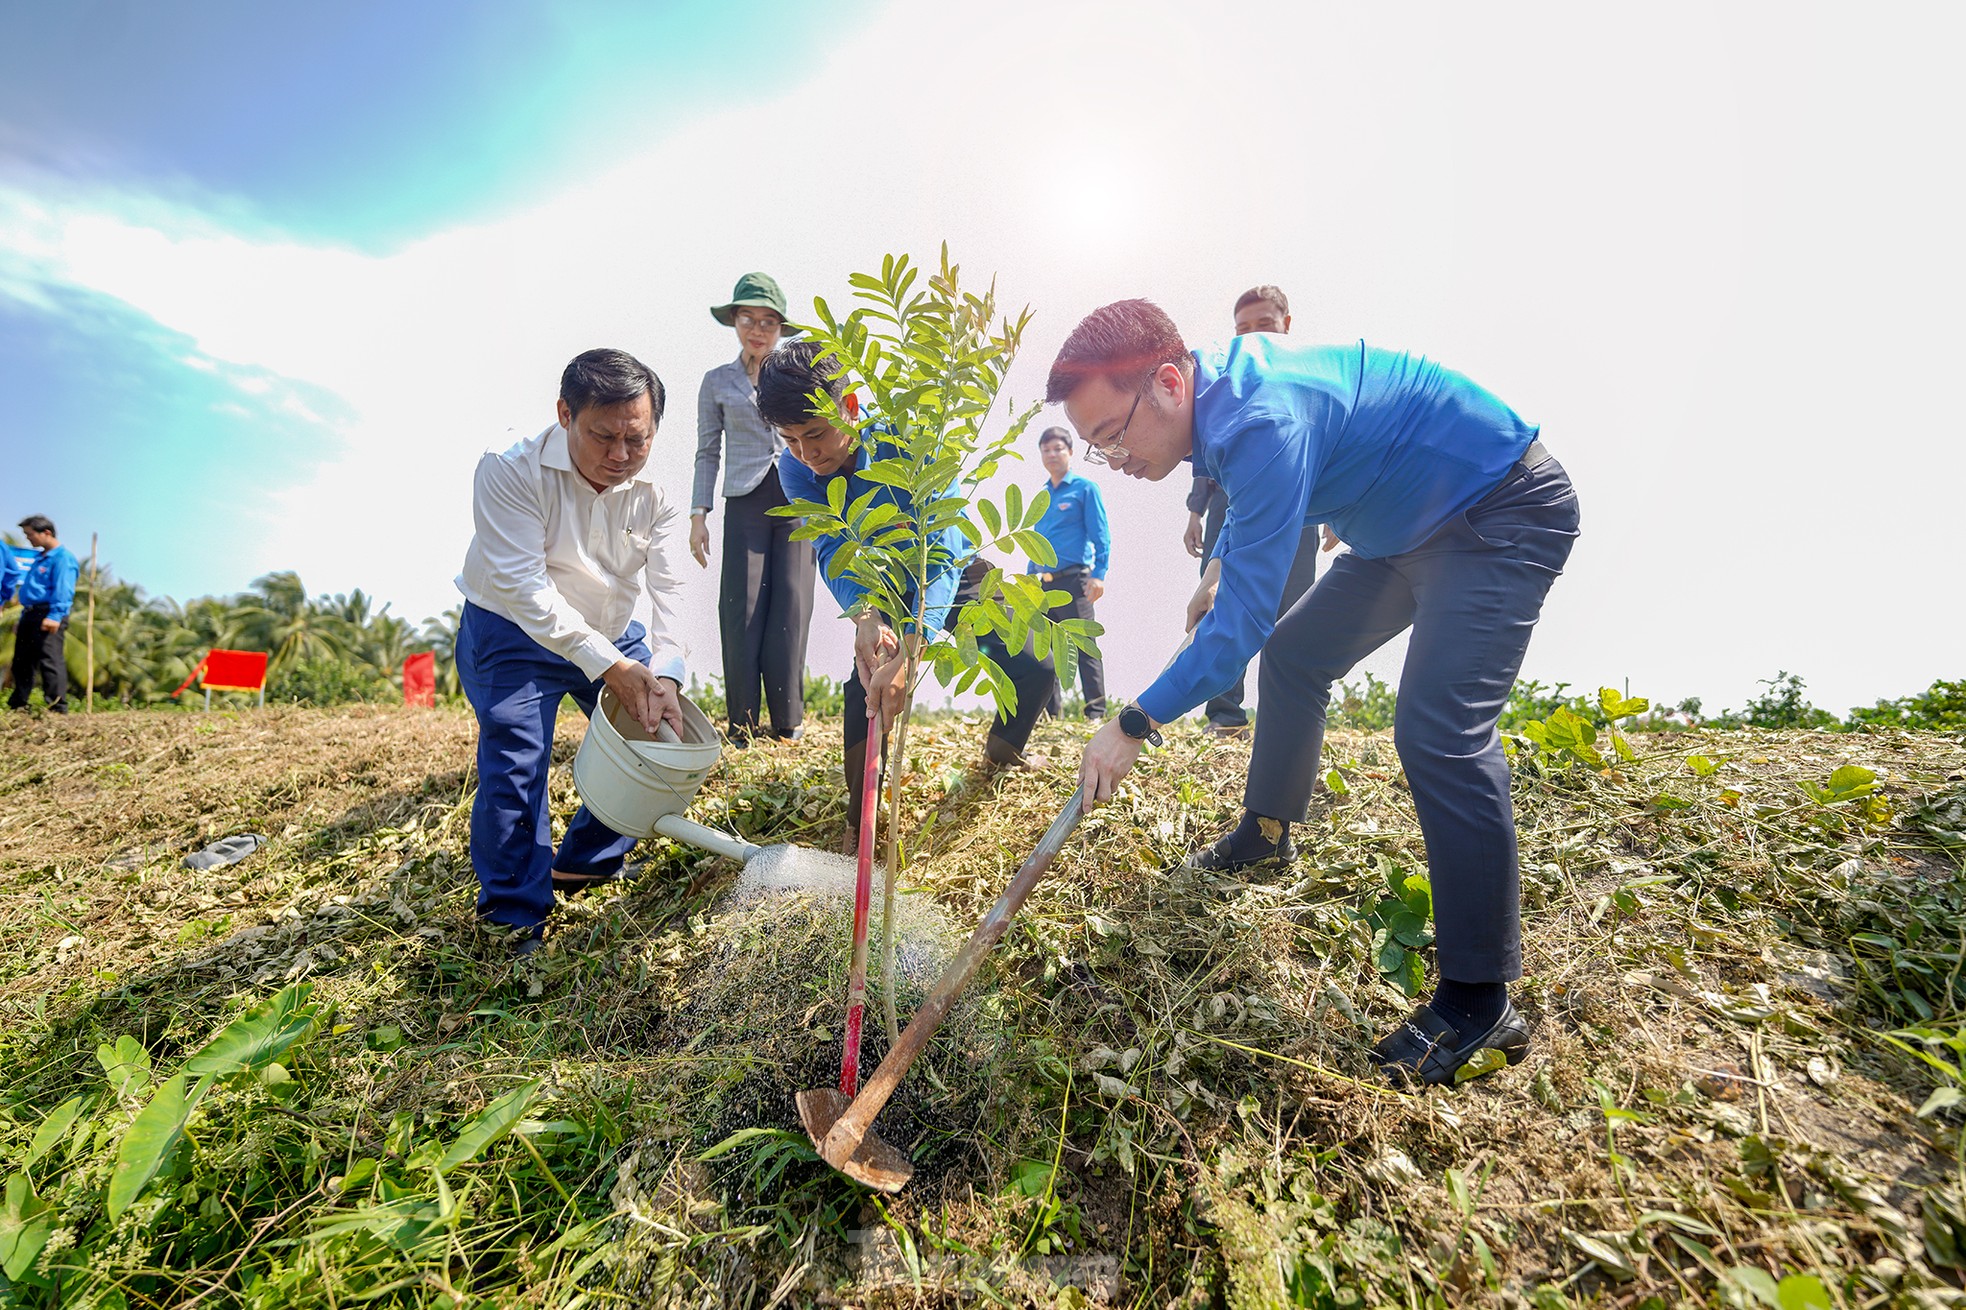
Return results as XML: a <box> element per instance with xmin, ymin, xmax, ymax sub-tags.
<box><xmin>1082</xmin><ymin>391</ymin><xmax>1142</xmax><ymax>467</ymax></box>
<box><xmin>734</xmin><ymin>311</ymin><xmax>783</xmax><ymax>331</ymax></box>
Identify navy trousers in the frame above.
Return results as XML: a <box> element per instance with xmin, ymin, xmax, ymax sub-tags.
<box><xmin>457</xmin><ymin>602</ymin><xmax>651</xmax><ymax>930</ymax></box>
<box><xmin>1246</xmin><ymin>456</ymin><xmax>1580</xmax><ymax>984</ymax></box>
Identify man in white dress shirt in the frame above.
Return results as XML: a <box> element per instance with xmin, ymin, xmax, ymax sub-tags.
<box><xmin>456</xmin><ymin>348</ymin><xmax>687</xmax><ymax>952</ymax></box>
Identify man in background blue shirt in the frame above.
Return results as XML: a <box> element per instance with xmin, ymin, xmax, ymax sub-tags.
<box><xmin>10</xmin><ymin>514</ymin><xmax>80</xmax><ymax>714</ymax></box>
<box><xmin>1027</xmin><ymin>426</ymin><xmax>1111</xmax><ymax>719</ymax></box>
<box><xmin>1181</xmin><ymin>285</ymin><xmax>1331</xmax><ymax>734</ymax></box>
<box><xmin>758</xmin><ymin>342</ymin><xmax>1055</xmax><ymax>844</ymax></box>
<box><xmin>1049</xmin><ymin>299</ymin><xmax>1580</xmax><ymax>1087</ymax></box>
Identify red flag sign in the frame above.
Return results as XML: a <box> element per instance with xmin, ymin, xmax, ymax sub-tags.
<box><xmin>403</xmin><ymin>651</ymin><xmax>436</xmax><ymax>707</ymax></box>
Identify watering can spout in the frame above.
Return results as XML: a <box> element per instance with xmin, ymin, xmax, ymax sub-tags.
<box><xmin>652</xmin><ymin>813</ymin><xmax>763</xmax><ymax>864</ymax></box>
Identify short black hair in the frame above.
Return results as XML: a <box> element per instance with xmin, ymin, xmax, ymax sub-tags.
<box><xmin>1234</xmin><ymin>284</ymin><xmax>1290</xmax><ymax>318</ymax></box>
<box><xmin>1045</xmin><ymin>299</ymin><xmax>1192</xmax><ymax>404</ymax></box>
<box><xmin>18</xmin><ymin>515</ymin><xmax>54</xmax><ymax>536</ymax></box>
<box><xmin>1037</xmin><ymin>426</ymin><xmax>1072</xmax><ymax>452</ymax></box>
<box><xmin>754</xmin><ymin>340</ymin><xmax>847</xmax><ymax>428</ymax></box>
<box><xmin>560</xmin><ymin>348</ymin><xmax>665</xmax><ymax>423</ymax></box>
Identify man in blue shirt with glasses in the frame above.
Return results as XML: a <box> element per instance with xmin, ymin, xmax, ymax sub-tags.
<box><xmin>1027</xmin><ymin>426</ymin><xmax>1112</xmax><ymax>720</ymax></box>
<box><xmin>1049</xmin><ymin>299</ymin><xmax>1580</xmax><ymax>1087</ymax></box>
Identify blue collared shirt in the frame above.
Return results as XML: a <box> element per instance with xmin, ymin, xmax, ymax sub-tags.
<box><xmin>1025</xmin><ymin>471</ymin><xmax>1112</xmax><ymax>579</ymax></box>
<box><xmin>0</xmin><ymin>546</ymin><xmax>27</xmax><ymax>607</ymax></box>
<box><xmin>776</xmin><ymin>437</ymin><xmax>968</xmax><ymax>633</ymax></box>
<box><xmin>1135</xmin><ymin>336</ymin><xmax>1537</xmax><ymax>724</ymax></box>
<box><xmin>17</xmin><ymin>544</ymin><xmax>80</xmax><ymax>622</ymax></box>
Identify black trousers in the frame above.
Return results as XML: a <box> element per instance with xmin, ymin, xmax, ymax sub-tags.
<box><xmin>1039</xmin><ymin>566</ymin><xmax>1105</xmax><ymax>718</ymax></box>
<box><xmin>1200</xmin><ymin>498</ymin><xmax>1322</xmax><ymax>727</ymax></box>
<box><xmin>1247</xmin><ymin>456</ymin><xmax>1580</xmax><ymax>982</ymax></box>
<box><xmin>842</xmin><ymin>563</ymin><xmax>1054</xmax><ymax>826</ymax></box>
<box><xmin>9</xmin><ymin>608</ymin><xmax>68</xmax><ymax>713</ymax></box>
<box><xmin>718</xmin><ymin>465</ymin><xmax>816</xmax><ymax>738</ymax></box>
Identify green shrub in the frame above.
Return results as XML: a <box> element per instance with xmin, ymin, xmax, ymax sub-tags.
<box><xmin>1742</xmin><ymin>671</ymin><xmax>1840</xmax><ymax>730</ymax></box>
<box><xmin>1330</xmin><ymin>672</ymin><xmax>1397</xmax><ymax>730</ymax></box>
<box><xmin>1847</xmin><ymin>678</ymin><xmax>1966</xmax><ymax>732</ymax></box>
<box><xmin>266</xmin><ymin>656</ymin><xmax>392</xmax><ymax>706</ymax></box>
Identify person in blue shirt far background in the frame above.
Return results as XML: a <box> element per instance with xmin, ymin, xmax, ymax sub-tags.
<box><xmin>1026</xmin><ymin>426</ymin><xmax>1111</xmax><ymax>720</ymax></box>
<box><xmin>1049</xmin><ymin>299</ymin><xmax>1580</xmax><ymax>1088</ymax></box>
<box><xmin>10</xmin><ymin>514</ymin><xmax>81</xmax><ymax>714</ymax></box>
<box><xmin>0</xmin><ymin>536</ymin><xmax>25</xmax><ymax>608</ymax></box>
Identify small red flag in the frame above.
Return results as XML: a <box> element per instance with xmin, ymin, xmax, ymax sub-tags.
<box><xmin>403</xmin><ymin>651</ymin><xmax>436</xmax><ymax>708</ymax></box>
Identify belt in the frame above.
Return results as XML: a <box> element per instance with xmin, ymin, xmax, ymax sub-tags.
<box><xmin>1518</xmin><ymin>438</ymin><xmax>1552</xmax><ymax>470</ymax></box>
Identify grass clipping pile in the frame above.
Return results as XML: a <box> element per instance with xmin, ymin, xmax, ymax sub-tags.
<box><xmin>2</xmin><ymin>704</ymin><xmax>1966</xmax><ymax>1307</ymax></box>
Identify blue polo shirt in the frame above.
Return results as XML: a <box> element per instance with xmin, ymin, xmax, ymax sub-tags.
<box><xmin>776</xmin><ymin>438</ymin><xmax>968</xmax><ymax>634</ymax></box>
<box><xmin>16</xmin><ymin>544</ymin><xmax>80</xmax><ymax>623</ymax></box>
<box><xmin>1025</xmin><ymin>471</ymin><xmax>1111</xmax><ymax>579</ymax></box>
<box><xmin>0</xmin><ymin>546</ymin><xmax>26</xmax><ymax>607</ymax></box>
<box><xmin>1135</xmin><ymin>336</ymin><xmax>1537</xmax><ymax>724</ymax></box>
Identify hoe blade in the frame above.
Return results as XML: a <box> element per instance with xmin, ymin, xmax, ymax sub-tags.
<box><xmin>795</xmin><ymin>1088</ymin><xmax>914</xmax><ymax>1194</ymax></box>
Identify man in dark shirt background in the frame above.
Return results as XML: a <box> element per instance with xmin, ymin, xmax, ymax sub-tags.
<box><xmin>1181</xmin><ymin>286</ymin><xmax>1331</xmax><ymax>734</ymax></box>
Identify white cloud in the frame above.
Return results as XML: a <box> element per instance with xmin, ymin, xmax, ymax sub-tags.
<box><xmin>1</xmin><ymin>0</ymin><xmax>1962</xmax><ymax>714</ymax></box>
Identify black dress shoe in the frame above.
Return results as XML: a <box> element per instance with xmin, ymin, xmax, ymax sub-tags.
<box><xmin>1371</xmin><ymin>1001</ymin><xmax>1531</xmax><ymax>1086</ymax></box>
<box><xmin>1185</xmin><ymin>827</ymin><xmax>1297</xmax><ymax>874</ymax></box>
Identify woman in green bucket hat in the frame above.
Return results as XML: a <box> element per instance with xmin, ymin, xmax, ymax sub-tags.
<box><xmin>690</xmin><ymin>273</ymin><xmax>817</xmax><ymax>743</ymax></box>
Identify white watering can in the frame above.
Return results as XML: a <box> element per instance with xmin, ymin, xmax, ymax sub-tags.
<box><xmin>572</xmin><ymin>688</ymin><xmax>763</xmax><ymax>863</ymax></box>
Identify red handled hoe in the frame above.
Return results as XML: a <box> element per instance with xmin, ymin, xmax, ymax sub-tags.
<box><xmin>798</xmin><ymin>784</ymin><xmax>1087</xmax><ymax>1192</ymax></box>
<box><xmin>839</xmin><ymin>703</ymin><xmax>884</xmax><ymax>1098</ymax></box>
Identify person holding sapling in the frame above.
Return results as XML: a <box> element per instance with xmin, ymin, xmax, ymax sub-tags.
<box><xmin>689</xmin><ymin>273</ymin><xmax>817</xmax><ymax>744</ymax></box>
<box><xmin>757</xmin><ymin>340</ymin><xmax>1055</xmax><ymax>842</ymax></box>
<box><xmin>1049</xmin><ymin>300</ymin><xmax>1580</xmax><ymax>1086</ymax></box>
<box><xmin>1027</xmin><ymin>425</ymin><xmax>1112</xmax><ymax>720</ymax></box>
<box><xmin>455</xmin><ymin>349</ymin><xmax>688</xmax><ymax>954</ymax></box>
<box><xmin>1180</xmin><ymin>284</ymin><xmax>1333</xmax><ymax>736</ymax></box>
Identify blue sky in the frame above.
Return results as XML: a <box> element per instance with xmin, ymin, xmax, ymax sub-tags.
<box><xmin>3</xmin><ymin>1</ymin><xmax>863</xmax><ymax>247</ymax></box>
<box><xmin>2</xmin><ymin>2</ymin><xmax>1961</xmax><ymax>714</ymax></box>
<box><xmin>0</xmin><ymin>0</ymin><xmax>868</xmax><ymax>603</ymax></box>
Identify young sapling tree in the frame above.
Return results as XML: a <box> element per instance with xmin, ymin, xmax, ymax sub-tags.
<box><xmin>773</xmin><ymin>246</ymin><xmax>1102</xmax><ymax>1038</ymax></box>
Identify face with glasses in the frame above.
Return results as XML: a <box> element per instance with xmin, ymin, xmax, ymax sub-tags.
<box><xmin>1064</xmin><ymin>366</ymin><xmax>1192</xmax><ymax>481</ymax></box>
<box><xmin>732</xmin><ymin>308</ymin><xmax>785</xmax><ymax>364</ymax></box>
<box><xmin>557</xmin><ymin>393</ymin><xmax>655</xmax><ymax>491</ymax></box>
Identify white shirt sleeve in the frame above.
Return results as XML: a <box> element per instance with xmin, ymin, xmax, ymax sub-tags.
<box><xmin>469</xmin><ymin>451</ymin><xmax>623</xmax><ymax>680</ymax></box>
<box><xmin>640</xmin><ymin>488</ymin><xmax>688</xmax><ymax>684</ymax></box>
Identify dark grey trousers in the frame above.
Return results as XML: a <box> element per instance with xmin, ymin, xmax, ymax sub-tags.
<box><xmin>718</xmin><ymin>465</ymin><xmax>816</xmax><ymax>738</ymax></box>
<box><xmin>1246</xmin><ymin>456</ymin><xmax>1580</xmax><ymax>983</ymax></box>
<box><xmin>1040</xmin><ymin>566</ymin><xmax>1105</xmax><ymax>718</ymax></box>
<box><xmin>1201</xmin><ymin>502</ymin><xmax>1321</xmax><ymax>727</ymax></box>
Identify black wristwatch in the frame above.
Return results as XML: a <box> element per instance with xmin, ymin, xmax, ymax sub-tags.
<box><xmin>1118</xmin><ymin>705</ymin><xmax>1163</xmax><ymax>748</ymax></box>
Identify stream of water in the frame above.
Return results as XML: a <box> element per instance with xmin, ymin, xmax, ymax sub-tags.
<box><xmin>735</xmin><ymin>843</ymin><xmax>866</xmax><ymax>897</ymax></box>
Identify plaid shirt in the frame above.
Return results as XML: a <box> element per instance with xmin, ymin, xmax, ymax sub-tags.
<box><xmin>693</xmin><ymin>356</ymin><xmax>787</xmax><ymax>512</ymax></box>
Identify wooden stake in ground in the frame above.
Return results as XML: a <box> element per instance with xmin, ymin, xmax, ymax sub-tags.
<box><xmin>86</xmin><ymin>532</ymin><xmax>98</xmax><ymax>714</ymax></box>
